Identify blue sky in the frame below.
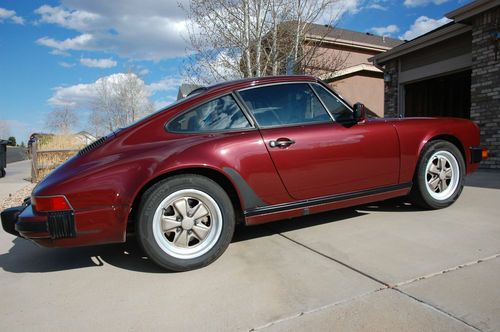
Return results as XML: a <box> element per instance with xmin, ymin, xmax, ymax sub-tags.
<box><xmin>0</xmin><ymin>0</ymin><xmax>470</xmax><ymax>143</ymax></box>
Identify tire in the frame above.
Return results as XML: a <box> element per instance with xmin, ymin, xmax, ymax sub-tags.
<box><xmin>0</xmin><ymin>168</ymin><xmax>5</xmax><ymax>178</ymax></box>
<box><xmin>137</xmin><ymin>174</ymin><xmax>235</xmax><ymax>271</ymax></box>
<box><xmin>410</xmin><ymin>140</ymin><xmax>465</xmax><ymax>209</ymax></box>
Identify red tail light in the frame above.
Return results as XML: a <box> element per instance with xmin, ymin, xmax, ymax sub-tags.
<box><xmin>32</xmin><ymin>196</ymin><xmax>72</xmax><ymax>212</ymax></box>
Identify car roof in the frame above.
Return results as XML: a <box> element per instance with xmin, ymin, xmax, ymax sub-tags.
<box><xmin>193</xmin><ymin>75</ymin><xmax>319</xmax><ymax>96</ymax></box>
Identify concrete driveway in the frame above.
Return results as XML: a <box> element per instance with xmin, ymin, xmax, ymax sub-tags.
<box><xmin>0</xmin><ymin>166</ymin><xmax>499</xmax><ymax>331</ymax></box>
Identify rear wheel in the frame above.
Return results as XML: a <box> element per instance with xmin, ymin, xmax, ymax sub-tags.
<box><xmin>137</xmin><ymin>175</ymin><xmax>235</xmax><ymax>271</ymax></box>
<box><xmin>410</xmin><ymin>140</ymin><xmax>465</xmax><ymax>209</ymax></box>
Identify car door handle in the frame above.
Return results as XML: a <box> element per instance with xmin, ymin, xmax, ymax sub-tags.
<box><xmin>269</xmin><ymin>138</ymin><xmax>296</xmax><ymax>148</ymax></box>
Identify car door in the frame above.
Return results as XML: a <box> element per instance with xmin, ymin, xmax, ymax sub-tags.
<box><xmin>237</xmin><ymin>82</ymin><xmax>400</xmax><ymax>200</ymax></box>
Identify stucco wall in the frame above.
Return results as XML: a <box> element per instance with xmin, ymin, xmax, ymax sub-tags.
<box><xmin>329</xmin><ymin>73</ymin><xmax>385</xmax><ymax>117</ymax></box>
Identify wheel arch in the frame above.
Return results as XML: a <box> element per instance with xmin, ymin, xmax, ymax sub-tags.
<box><xmin>128</xmin><ymin>167</ymin><xmax>245</xmax><ymax>232</ymax></box>
<box><xmin>422</xmin><ymin>134</ymin><xmax>466</xmax><ymax>164</ymax></box>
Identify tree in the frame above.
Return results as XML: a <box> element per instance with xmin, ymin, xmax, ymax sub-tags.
<box><xmin>89</xmin><ymin>72</ymin><xmax>154</xmax><ymax>137</ymax></box>
<box><xmin>0</xmin><ymin>119</ymin><xmax>10</xmax><ymax>139</ymax></box>
<box><xmin>182</xmin><ymin>0</ymin><xmax>344</xmax><ymax>84</ymax></box>
<box><xmin>7</xmin><ymin>136</ymin><xmax>16</xmax><ymax>146</ymax></box>
<box><xmin>46</xmin><ymin>107</ymin><xmax>79</xmax><ymax>134</ymax></box>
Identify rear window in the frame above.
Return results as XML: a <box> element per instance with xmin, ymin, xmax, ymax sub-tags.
<box><xmin>167</xmin><ymin>95</ymin><xmax>251</xmax><ymax>133</ymax></box>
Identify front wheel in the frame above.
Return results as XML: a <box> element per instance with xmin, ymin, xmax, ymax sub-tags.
<box><xmin>137</xmin><ymin>175</ymin><xmax>235</xmax><ymax>271</ymax></box>
<box><xmin>410</xmin><ymin>140</ymin><xmax>465</xmax><ymax>209</ymax></box>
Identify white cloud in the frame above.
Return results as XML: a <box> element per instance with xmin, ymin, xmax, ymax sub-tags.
<box><xmin>400</xmin><ymin>16</ymin><xmax>452</xmax><ymax>40</ymax></box>
<box><xmin>0</xmin><ymin>7</ymin><xmax>24</xmax><ymax>24</ymax></box>
<box><xmin>148</xmin><ymin>77</ymin><xmax>184</xmax><ymax>94</ymax></box>
<box><xmin>404</xmin><ymin>0</ymin><xmax>449</xmax><ymax>8</ymax></box>
<box><xmin>80</xmin><ymin>57</ymin><xmax>117</xmax><ymax>68</ymax></box>
<box><xmin>368</xmin><ymin>4</ymin><xmax>387</xmax><ymax>10</ymax></box>
<box><xmin>37</xmin><ymin>34</ymin><xmax>94</xmax><ymax>51</ymax></box>
<box><xmin>371</xmin><ymin>24</ymin><xmax>399</xmax><ymax>36</ymax></box>
<box><xmin>48</xmin><ymin>73</ymin><xmax>182</xmax><ymax>108</ymax></box>
<box><xmin>35</xmin><ymin>1</ymin><xmax>191</xmax><ymax>61</ymax></box>
<box><xmin>59</xmin><ymin>61</ymin><xmax>75</xmax><ymax>68</ymax></box>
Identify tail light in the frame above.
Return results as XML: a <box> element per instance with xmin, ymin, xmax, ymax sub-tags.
<box><xmin>32</xmin><ymin>196</ymin><xmax>72</xmax><ymax>213</ymax></box>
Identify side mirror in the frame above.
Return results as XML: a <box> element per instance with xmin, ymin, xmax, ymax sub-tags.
<box><xmin>353</xmin><ymin>103</ymin><xmax>366</xmax><ymax>123</ymax></box>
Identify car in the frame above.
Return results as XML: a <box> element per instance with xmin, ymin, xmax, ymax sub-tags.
<box><xmin>1</xmin><ymin>75</ymin><xmax>488</xmax><ymax>271</ymax></box>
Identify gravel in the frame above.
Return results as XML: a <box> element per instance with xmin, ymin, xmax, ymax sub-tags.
<box><xmin>0</xmin><ymin>183</ymin><xmax>36</xmax><ymax>211</ymax></box>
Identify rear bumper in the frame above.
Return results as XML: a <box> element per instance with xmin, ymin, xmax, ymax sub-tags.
<box><xmin>1</xmin><ymin>203</ymin><xmax>129</xmax><ymax>247</ymax></box>
<box><xmin>1</xmin><ymin>204</ymin><xmax>75</xmax><ymax>239</ymax></box>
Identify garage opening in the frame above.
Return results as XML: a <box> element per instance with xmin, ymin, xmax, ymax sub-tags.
<box><xmin>404</xmin><ymin>70</ymin><xmax>471</xmax><ymax>119</ymax></box>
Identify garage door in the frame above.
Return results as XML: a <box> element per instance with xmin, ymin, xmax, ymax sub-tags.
<box><xmin>404</xmin><ymin>70</ymin><xmax>471</xmax><ymax>119</ymax></box>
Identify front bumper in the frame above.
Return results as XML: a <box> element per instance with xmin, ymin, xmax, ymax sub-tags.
<box><xmin>470</xmin><ymin>146</ymin><xmax>488</xmax><ymax>164</ymax></box>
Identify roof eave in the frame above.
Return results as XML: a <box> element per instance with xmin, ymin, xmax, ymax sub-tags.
<box><xmin>446</xmin><ymin>0</ymin><xmax>500</xmax><ymax>23</ymax></box>
<box><xmin>370</xmin><ymin>23</ymin><xmax>471</xmax><ymax>65</ymax></box>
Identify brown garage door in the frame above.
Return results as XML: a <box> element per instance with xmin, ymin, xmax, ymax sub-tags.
<box><xmin>404</xmin><ymin>70</ymin><xmax>471</xmax><ymax>119</ymax></box>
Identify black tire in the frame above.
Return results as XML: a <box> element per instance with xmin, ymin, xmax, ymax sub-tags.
<box><xmin>410</xmin><ymin>140</ymin><xmax>465</xmax><ymax>209</ymax></box>
<box><xmin>137</xmin><ymin>174</ymin><xmax>235</xmax><ymax>271</ymax></box>
<box><xmin>0</xmin><ymin>168</ymin><xmax>5</xmax><ymax>178</ymax></box>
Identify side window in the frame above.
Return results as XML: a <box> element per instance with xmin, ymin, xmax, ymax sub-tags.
<box><xmin>237</xmin><ymin>83</ymin><xmax>332</xmax><ymax>127</ymax></box>
<box><xmin>167</xmin><ymin>95</ymin><xmax>251</xmax><ymax>132</ymax></box>
<box><xmin>311</xmin><ymin>84</ymin><xmax>353</xmax><ymax>122</ymax></box>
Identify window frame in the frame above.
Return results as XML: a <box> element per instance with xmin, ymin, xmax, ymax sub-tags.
<box><xmin>308</xmin><ymin>82</ymin><xmax>355</xmax><ymax>122</ymax></box>
<box><xmin>165</xmin><ymin>92</ymin><xmax>257</xmax><ymax>134</ymax></box>
<box><xmin>235</xmin><ymin>82</ymin><xmax>336</xmax><ymax>129</ymax></box>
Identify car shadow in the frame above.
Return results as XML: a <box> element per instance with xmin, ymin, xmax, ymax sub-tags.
<box><xmin>0</xmin><ymin>199</ymin><xmax>419</xmax><ymax>274</ymax></box>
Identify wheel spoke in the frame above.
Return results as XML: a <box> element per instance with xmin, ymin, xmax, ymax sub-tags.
<box><xmin>192</xmin><ymin>223</ymin><xmax>210</xmax><ymax>240</ymax></box>
<box><xmin>173</xmin><ymin>229</ymin><xmax>189</xmax><ymax>247</ymax></box>
<box><xmin>428</xmin><ymin>176</ymin><xmax>440</xmax><ymax>191</ymax></box>
<box><xmin>173</xmin><ymin>198</ymin><xmax>188</xmax><ymax>218</ymax></box>
<box><xmin>428</xmin><ymin>163</ymin><xmax>440</xmax><ymax>175</ymax></box>
<box><xmin>439</xmin><ymin>157</ymin><xmax>448</xmax><ymax>170</ymax></box>
<box><xmin>440</xmin><ymin>179</ymin><xmax>449</xmax><ymax>191</ymax></box>
<box><xmin>191</xmin><ymin>203</ymin><xmax>209</xmax><ymax>221</ymax></box>
<box><xmin>161</xmin><ymin>216</ymin><xmax>181</xmax><ymax>231</ymax></box>
<box><xmin>444</xmin><ymin>168</ymin><xmax>453</xmax><ymax>179</ymax></box>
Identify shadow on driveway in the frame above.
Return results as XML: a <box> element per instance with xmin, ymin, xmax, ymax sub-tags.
<box><xmin>0</xmin><ymin>207</ymin><xmax>381</xmax><ymax>274</ymax></box>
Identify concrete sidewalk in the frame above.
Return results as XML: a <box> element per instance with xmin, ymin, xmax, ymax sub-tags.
<box><xmin>0</xmin><ymin>160</ymin><xmax>31</xmax><ymax>202</ymax></box>
<box><xmin>0</xmin><ymin>170</ymin><xmax>499</xmax><ymax>331</ymax></box>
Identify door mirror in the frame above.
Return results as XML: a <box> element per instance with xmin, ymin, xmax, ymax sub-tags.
<box><xmin>353</xmin><ymin>103</ymin><xmax>366</xmax><ymax>123</ymax></box>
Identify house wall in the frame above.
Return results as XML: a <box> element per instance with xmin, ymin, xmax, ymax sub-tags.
<box><xmin>304</xmin><ymin>43</ymin><xmax>382</xmax><ymax>73</ymax></box>
<box><xmin>329</xmin><ymin>73</ymin><xmax>385</xmax><ymax>117</ymax></box>
<box><xmin>381</xmin><ymin>5</ymin><xmax>500</xmax><ymax>168</ymax></box>
<box><xmin>470</xmin><ymin>6</ymin><xmax>500</xmax><ymax>169</ymax></box>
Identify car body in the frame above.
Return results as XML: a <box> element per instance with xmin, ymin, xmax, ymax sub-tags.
<box><xmin>1</xmin><ymin>75</ymin><xmax>487</xmax><ymax>270</ymax></box>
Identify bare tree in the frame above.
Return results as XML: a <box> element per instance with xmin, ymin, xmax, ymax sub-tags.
<box><xmin>45</xmin><ymin>107</ymin><xmax>79</xmax><ymax>134</ymax></box>
<box><xmin>0</xmin><ymin>119</ymin><xmax>11</xmax><ymax>139</ymax></box>
<box><xmin>89</xmin><ymin>72</ymin><xmax>154</xmax><ymax>137</ymax></box>
<box><xmin>182</xmin><ymin>0</ymin><xmax>345</xmax><ymax>84</ymax></box>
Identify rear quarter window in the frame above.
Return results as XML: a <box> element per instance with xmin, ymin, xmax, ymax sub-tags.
<box><xmin>167</xmin><ymin>95</ymin><xmax>251</xmax><ymax>133</ymax></box>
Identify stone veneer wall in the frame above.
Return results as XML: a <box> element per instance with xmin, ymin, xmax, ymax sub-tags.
<box><xmin>470</xmin><ymin>6</ymin><xmax>500</xmax><ymax>169</ymax></box>
<box><xmin>383</xmin><ymin>60</ymin><xmax>399</xmax><ymax>118</ymax></box>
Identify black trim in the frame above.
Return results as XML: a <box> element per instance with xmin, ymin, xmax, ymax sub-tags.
<box><xmin>15</xmin><ymin>221</ymin><xmax>48</xmax><ymax>233</ymax></box>
<box><xmin>223</xmin><ymin>167</ymin><xmax>266</xmax><ymax>209</ymax></box>
<box><xmin>469</xmin><ymin>146</ymin><xmax>483</xmax><ymax>164</ymax></box>
<box><xmin>1</xmin><ymin>206</ymin><xmax>25</xmax><ymax>236</ymax></box>
<box><xmin>47</xmin><ymin>211</ymin><xmax>76</xmax><ymax>239</ymax></box>
<box><xmin>244</xmin><ymin>182</ymin><xmax>412</xmax><ymax>217</ymax></box>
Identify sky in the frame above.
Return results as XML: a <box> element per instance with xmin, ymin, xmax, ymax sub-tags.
<box><xmin>0</xmin><ymin>0</ymin><xmax>471</xmax><ymax>143</ymax></box>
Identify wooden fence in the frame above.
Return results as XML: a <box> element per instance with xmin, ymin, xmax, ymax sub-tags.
<box><xmin>31</xmin><ymin>141</ymin><xmax>80</xmax><ymax>182</ymax></box>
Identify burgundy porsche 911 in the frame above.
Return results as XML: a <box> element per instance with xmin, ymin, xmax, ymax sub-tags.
<box><xmin>1</xmin><ymin>75</ymin><xmax>488</xmax><ymax>271</ymax></box>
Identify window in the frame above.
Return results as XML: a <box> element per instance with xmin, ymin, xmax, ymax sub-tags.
<box><xmin>237</xmin><ymin>83</ymin><xmax>332</xmax><ymax>127</ymax></box>
<box><xmin>311</xmin><ymin>84</ymin><xmax>353</xmax><ymax>122</ymax></box>
<box><xmin>167</xmin><ymin>95</ymin><xmax>251</xmax><ymax>132</ymax></box>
